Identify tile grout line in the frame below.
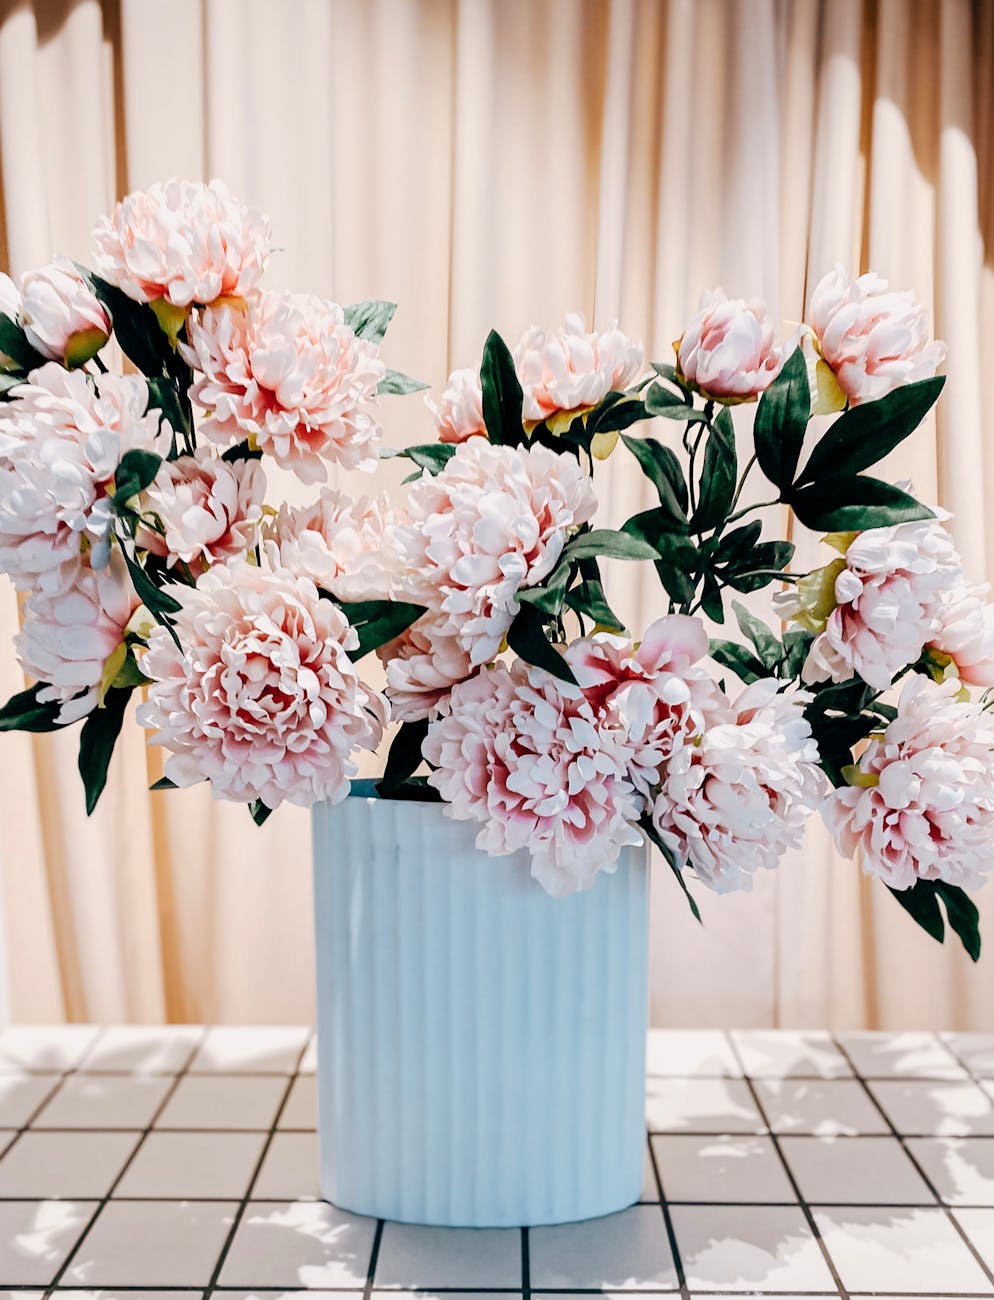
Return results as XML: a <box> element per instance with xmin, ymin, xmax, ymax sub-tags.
<box><xmin>363</xmin><ymin>1220</ymin><xmax>386</xmax><ymax>1300</ymax></box>
<box><xmin>43</xmin><ymin>1025</ymin><xmax>210</xmax><ymax>1296</ymax></box>
<box><xmin>724</xmin><ymin>1032</ymin><xmax>850</xmax><ymax>1300</ymax></box>
<box><xmin>520</xmin><ymin>1224</ymin><xmax>531</xmax><ymax>1300</ymax></box>
<box><xmin>200</xmin><ymin>1034</ymin><xmax>311</xmax><ymax>1295</ymax></box>
<box><xmin>830</xmin><ymin>1032</ymin><xmax>994</xmax><ymax>1291</ymax></box>
<box><xmin>646</xmin><ymin>1130</ymin><xmax>689</xmax><ymax>1297</ymax></box>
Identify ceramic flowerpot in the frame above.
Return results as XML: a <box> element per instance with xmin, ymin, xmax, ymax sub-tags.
<box><xmin>311</xmin><ymin>781</ymin><xmax>651</xmax><ymax>1227</ymax></box>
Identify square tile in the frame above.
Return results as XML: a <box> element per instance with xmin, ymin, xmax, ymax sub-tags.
<box><xmin>652</xmin><ymin>1134</ymin><xmax>794</xmax><ymax>1203</ymax></box>
<box><xmin>78</xmin><ymin>1026</ymin><xmax>202</xmax><ymax>1075</ymax></box>
<box><xmin>944</xmin><ymin>1033</ymin><xmax>994</xmax><ymax>1078</ymax></box>
<box><xmin>780</xmin><ymin>1135</ymin><xmax>934</xmax><ymax>1205</ymax></box>
<box><xmin>252</xmin><ymin>1131</ymin><xmax>320</xmax><ymax>1199</ymax></box>
<box><xmin>871</xmin><ymin>1079</ymin><xmax>994</xmax><ymax>1136</ymax></box>
<box><xmin>375</xmin><ymin>1223</ymin><xmax>520</xmax><ymax>1288</ymax></box>
<box><xmin>63</xmin><ymin>1200</ymin><xmax>237</xmax><ymax>1286</ymax></box>
<box><xmin>0</xmin><ymin>1025</ymin><xmax>100</xmax><ymax>1073</ymax></box>
<box><xmin>279</xmin><ymin>1074</ymin><xmax>317</xmax><ymax>1128</ymax></box>
<box><xmin>0</xmin><ymin>1130</ymin><xmax>140</xmax><ymax>1198</ymax></box>
<box><xmin>908</xmin><ymin>1138</ymin><xmax>994</xmax><ymax>1205</ymax></box>
<box><xmin>646</xmin><ymin>1077</ymin><xmax>765</xmax><ymax>1134</ymax></box>
<box><xmin>220</xmin><ymin>1201</ymin><xmax>376</xmax><ymax>1287</ymax></box>
<box><xmin>0</xmin><ymin>1199</ymin><xmax>95</xmax><ymax>1284</ymax></box>
<box><xmin>816</xmin><ymin>1205</ymin><xmax>993</xmax><ymax>1292</ymax></box>
<box><xmin>0</xmin><ymin>1073</ymin><xmax>61</xmax><ymax>1127</ymax></box>
<box><xmin>62</xmin><ymin>1293</ymin><xmax>203</xmax><ymax>1300</ymax></box>
<box><xmin>953</xmin><ymin>1206</ymin><xmax>994</xmax><ymax>1274</ymax></box>
<box><xmin>732</xmin><ymin>1030</ymin><xmax>852</xmax><ymax>1079</ymax></box>
<box><xmin>189</xmin><ymin>1026</ymin><xmax>309</xmax><ymax>1074</ymax></box>
<box><xmin>838</xmin><ymin>1031</ymin><xmax>967</xmax><ymax>1080</ymax></box>
<box><xmin>755</xmin><ymin>1079</ymin><xmax>889</xmax><ymax>1136</ymax></box>
<box><xmin>115</xmin><ymin>1131</ymin><xmax>267</xmax><ymax>1198</ymax></box>
<box><xmin>156</xmin><ymin>1074</ymin><xmax>288</xmax><ymax>1130</ymax></box>
<box><xmin>646</xmin><ymin>1030</ymin><xmax>741</xmax><ymax>1078</ymax></box>
<box><xmin>33</xmin><ymin>1074</ymin><xmax>173</xmax><ymax>1129</ymax></box>
<box><xmin>529</xmin><ymin>1205</ymin><xmax>677</xmax><ymax>1288</ymax></box>
<box><xmin>671</xmin><ymin>1204</ymin><xmax>836</xmax><ymax>1291</ymax></box>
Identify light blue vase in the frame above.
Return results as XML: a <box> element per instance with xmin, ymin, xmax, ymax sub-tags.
<box><xmin>312</xmin><ymin>783</ymin><xmax>651</xmax><ymax>1227</ymax></box>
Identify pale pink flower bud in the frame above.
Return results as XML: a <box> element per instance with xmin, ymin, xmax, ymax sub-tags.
<box><xmin>426</xmin><ymin>367</ymin><xmax>486</xmax><ymax>443</ymax></box>
<box><xmin>677</xmin><ymin>290</ymin><xmax>787</xmax><ymax>401</ymax></box>
<box><xmin>20</xmin><ymin>256</ymin><xmax>110</xmax><ymax>365</ymax></box>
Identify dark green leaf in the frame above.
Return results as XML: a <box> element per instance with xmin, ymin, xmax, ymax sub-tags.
<box><xmin>121</xmin><ymin>549</ymin><xmax>181</xmax><ymax>648</ymax></box>
<box><xmin>480</xmin><ymin>329</ymin><xmax>526</xmax><ymax>447</ymax></box>
<box><xmin>565</xmin><ymin>559</ymin><xmax>625</xmax><ymax>631</ymax></box>
<box><xmin>640</xmin><ymin>814</ymin><xmax>701</xmax><ymax>922</ymax></box>
<box><xmin>113</xmin><ymin>450</ymin><xmax>163</xmax><ymax>503</ymax></box>
<box><xmin>889</xmin><ymin>881</ymin><xmax>946</xmax><ymax>946</ymax></box>
<box><xmin>653</xmin><ymin>533</ymin><xmax>698</xmax><ymax>605</ymax></box>
<box><xmin>783</xmin><ymin>627</ymin><xmax>815</xmax><ymax>678</ymax></box>
<box><xmin>587</xmin><ymin>394</ymin><xmax>649</xmax><ymax>434</ymax></box>
<box><xmin>709</xmin><ymin>639</ymin><xmax>767</xmax><ymax>684</ymax></box>
<box><xmin>620</xmin><ymin>435</ymin><xmax>688</xmax><ymax>520</ymax></box>
<box><xmin>798</xmin><ymin>377</ymin><xmax>945</xmax><ymax>486</ymax></box>
<box><xmin>506</xmin><ymin>602</ymin><xmax>577</xmax><ymax>685</ymax></box>
<box><xmin>645</xmin><ymin>383</ymin><xmax>705</xmax><ymax>422</ymax></box>
<box><xmin>731</xmin><ymin>600</ymin><xmax>781</xmax><ymax>669</ymax></box>
<box><xmin>378</xmin><ymin>368</ymin><xmax>429</xmax><ymax>395</ymax></box>
<box><xmin>78</xmin><ymin>687</ymin><xmax>131</xmax><ymax>815</ymax></box>
<box><xmin>378</xmin><ymin>718</ymin><xmax>431</xmax><ymax>795</ymax></box>
<box><xmin>934</xmin><ymin>882</ymin><xmax>981</xmax><ymax>962</ymax></box>
<box><xmin>700</xmin><ymin>573</ymin><xmax>724</xmax><ymax>623</ymax></box>
<box><xmin>150</xmin><ymin>775</ymin><xmax>178</xmax><ymax>791</ymax></box>
<box><xmin>753</xmin><ymin>347</ymin><xmax>810</xmax><ymax>491</ymax></box>
<box><xmin>145</xmin><ymin>376</ymin><xmax>192</xmax><ymax>442</ymax></box>
<box><xmin>222</xmin><ymin>441</ymin><xmax>263</xmax><ymax>463</ymax></box>
<box><xmin>720</xmin><ymin>540</ymin><xmax>796</xmax><ymax>592</ymax></box>
<box><xmin>692</xmin><ymin>407</ymin><xmax>738</xmax><ymax>532</ymax></box>
<box><xmin>377</xmin><ymin>775</ymin><xmax>443</xmax><ymax>802</ymax></box>
<box><xmin>389</xmin><ymin>442</ymin><xmax>456</xmax><ymax>474</ymax></box>
<box><xmin>337</xmin><ymin>599</ymin><xmax>427</xmax><ymax>660</ymax></box>
<box><xmin>0</xmin><ymin>313</ymin><xmax>45</xmax><ymax>371</ymax></box>
<box><xmin>517</xmin><ymin>562</ymin><xmax>573</xmax><ymax>616</ymax></box>
<box><xmin>0</xmin><ymin>683</ymin><xmax>68</xmax><ymax>733</ymax></box>
<box><xmin>344</xmin><ymin>299</ymin><xmax>396</xmax><ymax>342</ymax></box>
<box><xmin>249</xmin><ymin>799</ymin><xmax>274</xmax><ymax>826</ymax></box>
<box><xmin>82</xmin><ymin>271</ymin><xmax>172</xmax><ymax>376</ymax></box>
<box><xmin>713</xmin><ymin>520</ymin><xmax>762</xmax><ymax>561</ymax></box>
<box><xmin>790</xmin><ymin>477</ymin><xmax>934</xmax><ymax>532</ymax></box>
<box><xmin>565</xmin><ymin>528</ymin><xmax>659</xmax><ymax>563</ymax></box>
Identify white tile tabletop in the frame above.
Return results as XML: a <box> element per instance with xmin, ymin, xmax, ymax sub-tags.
<box><xmin>1</xmin><ymin>1024</ymin><xmax>994</xmax><ymax>1295</ymax></box>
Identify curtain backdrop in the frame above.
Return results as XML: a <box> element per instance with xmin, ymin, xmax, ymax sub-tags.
<box><xmin>1</xmin><ymin>0</ymin><xmax>992</xmax><ymax>1029</ymax></box>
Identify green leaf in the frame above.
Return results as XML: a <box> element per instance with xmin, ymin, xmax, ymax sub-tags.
<box><xmin>565</xmin><ymin>559</ymin><xmax>625</xmax><ymax>631</ymax></box>
<box><xmin>150</xmin><ymin>775</ymin><xmax>178</xmax><ymax>791</ymax></box>
<box><xmin>82</xmin><ymin>271</ymin><xmax>172</xmax><ymax>376</ymax></box>
<box><xmin>78</xmin><ymin>686</ymin><xmax>131</xmax><ymax>815</ymax></box>
<box><xmin>713</xmin><ymin>520</ymin><xmax>762</xmax><ymax>561</ymax></box>
<box><xmin>644</xmin><ymin>383</ymin><xmax>705</xmax><ymax>422</ymax></box>
<box><xmin>0</xmin><ymin>683</ymin><xmax>67</xmax><ymax>733</ymax></box>
<box><xmin>480</xmin><ymin>329</ymin><xmax>526</xmax><ymax>447</ymax></box>
<box><xmin>506</xmin><ymin>602</ymin><xmax>577</xmax><ymax>685</ymax></box>
<box><xmin>889</xmin><ymin>881</ymin><xmax>946</xmax><ymax>946</ymax></box>
<box><xmin>640</xmin><ymin>814</ymin><xmax>701</xmax><ymax>922</ymax></box>
<box><xmin>700</xmin><ymin>572</ymin><xmax>725</xmax><ymax>623</ymax></box>
<box><xmin>789</xmin><ymin>477</ymin><xmax>934</xmax><ymax>532</ymax></box>
<box><xmin>376</xmin><ymin>775</ymin><xmax>443</xmax><ymax>802</ymax></box>
<box><xmin>378</xmin><ymin>718</ymin><xmax>431</xmax><ymax>795</ymax></box>
<box><xmin>378</xmin><ymin>368</ymin><xmax>429</xmax><ymax>395</ymax></box>
<box><xmin>249</xmin><ymin>799</ymin><xmax>274</xmax><ymax>826</ymax></box>
<box><xmin>752</xmin><ymin>347</ymin><xmax>810</xmax><ymax>491</ymax></box>
<box><xmin>797</xmin><ymin>376</ymin><xmax>945</xmax><ymax>486</ymax></box>
<box><xmin>386</xmin><ymin>442</ymin><xmax>456</xmax><ymax>474</ymax></box>
<box><xmin>344</xmin><ymin>299</ymin><xmax>396</xmax><ymax>342</ymax></box>
<box><xmin>221</xmin><ymin>440</ymin><xmax>263</xmax><ymax>463</ymax></box>
<box><xmin>934</xmin><ymin>881</ymin><xmax>982</xmax><ymax>962</ymax></box>
<box><xmin>337</xmin><ymin>599</ymin><xmax>427</xmax><ymax>660</ymax></box>
<box><xmin>0</xmin><ymin>313</ymin><xmax>45</xmax><ymax>371</ymax></box>
<box><xmin>653</xmin><ymin>533</ymin><xmax>698</xmax><ymax>605</ymax></box>
<box><xmin>517</xmin><ymin>562</ymin><xmax>573</xmax><ymax>616</ymax></box>
<box><xmin>620</xmin><ymin>435</ymin><xmax>688</xmax><ymax>520</ymax></box>
<box><xmin>719</xmin><ymin>540</ymin><xmax>796</xmax><ymax>592</ymax></box>
<box><xmin>709</xmin><ymin>639</ymin><xmax>767</xmax><ymax>684</ymax></box>
<box><xmin>145</xmin><ymin>376</ymin><xmax>191</xmax><ymax>443</ymax></box>
<box><xmin>783</xmin><ymin>627</ymin><xmax>815</xmax><ymax>678</ymax></box>
<box><xmin>121</xmin><ymin>549</ymin><xmax>182</xmax><ymax>649</ymax></box>
<box><xmin>587</xmin><ymin>394</ymin><xmax>649</xmax><ymax>434</ymax></box>
<box><xmin>113</xmin><ymin>450</ymin><xmax>163</xmax><ymax>503</ymax></box>
<box><xmin>692</xmin><ymin>407</ymin><xmax>738</xmax><ymax>532</ymax></box>
<box><xmin>731</xmin><ymin>600</ymin><xmax>781</xmax><ymax>669</ymax></box>
<box><xmin>566</xmin><ymin>528</ymin><xmax>659</xmax><ymax>563</ymax></box>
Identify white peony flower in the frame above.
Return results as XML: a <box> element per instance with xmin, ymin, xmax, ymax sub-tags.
<box><xmin>0</xmin><ymin>364</ymin><xmax>170</xmax><ymax>594</ymax></box>
<box><xmin>184</xmin><ymin>293</ymin><xmax>385</xmax><ymax>483</ymax></box>
<box><xmin>677</xmin><ymin>290</ymin><xmax>787</xmax><ymax>401</ymax></box>
<box><xmin>266</xmin><ymin>488</ymin><xmax>397</xmax><ymax>601</ymax></box>
<box><xmin>395</xmin><ymin>438</ymin><xmax>596</xmax><ymax>665</ymax></box>
<box><xmin>653</xmin><ymin>680</ymin><xmax>826</xmax><ymax>893</ymax></box>
<box><xmin>137</xmin><ymin>560</ymin><xmax>387</xmax><ymax>809</ymax></box>
<box><xmin>425</xmin><ymin>367</ymin><xmax>486</xmax><ymax>443</ymax></box>
<box><xmin>513</xmin><ymin>313</ymin><xmax>644</xmax><ymax>426</ymax></box>
<box><xmin>379</xmin><ymin>613</ymin><xmax>476</xmax><ymax>722</ymax></box>
<box><xmin>20</xmin><ymin>256</ymin><xmax>110</xmax><ymax>365</ymax></box>
<box><xmin>927</xmin><ymin>583</ymin><xmax>994</xmax><ymax>688</ymax></box>
<box><xmin>824</xmin><ymin>676</ymin><xmax>994</xmax><ymax>892</ymax></box>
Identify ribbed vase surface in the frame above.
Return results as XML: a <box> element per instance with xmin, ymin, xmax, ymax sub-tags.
<box><xmin>311</xmin><ymin>787</ymin><xmax>651</xmax><ymax>1227</ymax></box>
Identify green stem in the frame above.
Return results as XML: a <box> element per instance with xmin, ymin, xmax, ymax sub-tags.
<box><xmin>723</xmin><ymin>496</ymin><xmax>781</xmax><ymax>527</ymax></box>
<box><xmin>728</xmin><ymin>451</ymin><xmax>757</xmax><ymax>515</ymax></box>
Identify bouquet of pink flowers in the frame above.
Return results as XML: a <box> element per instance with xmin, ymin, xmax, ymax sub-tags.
<box><xmin>1</xmin><ymin>179</ymin><xmax>990</xmax><ymax>959</ymax></box>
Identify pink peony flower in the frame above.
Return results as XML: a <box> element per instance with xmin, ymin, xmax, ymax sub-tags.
<box><xmin>927</xmin><ymin>584</ymin><xmax>994</xmax><ymax>688</ymax></box>
<box><xmin>396</xmin><ymin>439</ymin><xmax>596</xmax><ymax>665</ymax></box>
<box><xmin>652</xmin><ymin>680</ymin><xmax>825</xmax><ymax>893</ymax></box>
<box><xmin>266</xmin><ymin>488</ymin><xmax>397</xmax><ymax>602</ymax></box>
<box><xmin>184</xmin><ymin>293</ymin><xmax>384</xmax><ymax>483</ymax></box>
<box><xmin>136</xmin><ymin>560</ymin><xmax>387</xmax><ymax>809</ymax></box>
<box><xmin>19</xmin><ymin>257</ymin><xmax>110</xmax><ymax>365</ymax></box>
<box><xmin>426</xmin><ymin>368</ymin><xmax>486</xmax><ymax>443</ymax></box>
<box><xmin>0</xmin><ymin>364</ymin><xmax>170</xmax><ymax>594</ymax></box>
<box><xmin>92</xmin><ymin>178</ymin><xmax>271</xmax><ymax>308</ymax></box>
<box><xmin>677</xmin><ymin>289</ymin><xmax>787</xmax><ymax>401</ymax></box>
<box><xmin>807</xmin><ymin>265</ymin><xmax>946</xmax><ymax>405</ymax></box>
<box><xmin>15</xmin><ymin>549</ymin><xmax>139</xmax><ymax>723</ymax></box>
<box><xmin>379</xmin><ymin>613</ymin><xmax>476</xmax><ymax>722</ymax></box>
<box><xmin>138</xmin><ymin>448</ymin><xmax>266</xmax><ymax>569</ymax></box>
<box><xmin>566</xmin><ymin>614</ymin><xmax>725</xmax><ymax>795</ymax></box>
<box><xmin>425</xmin><ymin>660</ymin><xmax>643</xmax><ymax>897</ymax></box>
<box><xmin>824</xmin><ymin>676</ymin><xmax>994</xmax><ymax>892</ymax></box>
<box><xmin>778</xmin><ymin>518</ymin><xmax>962</xmax><ymax>691</ymax></box>
<box><xmin>513</xmin><ymin>313</ymin><xmax>644</xmax><ymax>426</ymax></box>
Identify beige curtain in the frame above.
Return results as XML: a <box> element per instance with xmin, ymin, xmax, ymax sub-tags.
<box><xmin>0</xmin><ymin>0</ymin><xmax>992</xmax><ymax>1029</ymax></box>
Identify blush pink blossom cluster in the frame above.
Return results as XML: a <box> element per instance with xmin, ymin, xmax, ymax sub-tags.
<box><xmin>824</xmin><ymin>677</ymin><xmax>994</xmax><ymax>892</ymax></box>
<box><xmin>184</xmin><ymin>292</ymin><xmax>385</xmax><ymax>482</ymax></box>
